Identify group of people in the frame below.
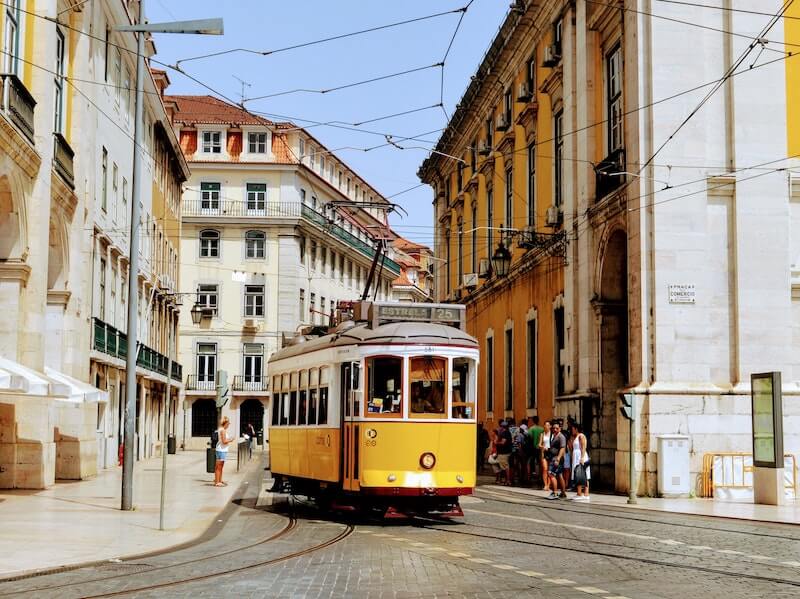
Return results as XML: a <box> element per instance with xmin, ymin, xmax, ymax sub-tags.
<box><xmin>478</xmin><ymin>416</ymin><xmax>591</xmax><ymax>501</ymax></box>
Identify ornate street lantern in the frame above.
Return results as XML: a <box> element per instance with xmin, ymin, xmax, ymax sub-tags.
<box><xmin>491</xmin><ymin>242</ymin><xmax>512</xmax><ymax>277</ymax></box>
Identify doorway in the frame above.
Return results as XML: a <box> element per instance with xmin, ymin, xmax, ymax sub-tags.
<box><xmin>240</xmin><ymin>398</ymin><xmax>265</xmax><ymax>437</ymax></box>
<box><xmin>595</xmin><ymin>230</ymin><xmax>628</xmax><ymax>490</ymax></box>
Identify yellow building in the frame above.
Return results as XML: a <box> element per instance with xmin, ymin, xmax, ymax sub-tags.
<box><xmin>419</xmin><ymin>8</ymin><xmax>567</xmax><ymax>429</ymax></box>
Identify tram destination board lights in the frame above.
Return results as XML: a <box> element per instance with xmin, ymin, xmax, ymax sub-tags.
<box><xmin>367</xmin><ymin>302</ymin><xmax>466</xmax><ymax>329</ymax></box>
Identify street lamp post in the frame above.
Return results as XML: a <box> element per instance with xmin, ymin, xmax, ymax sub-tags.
<box><xmin>491</xmin><ymin>242</ymin><xmax>512</xmax><ymax>277</ymax></box>
<box><xmin>118</xmin><ymin>3</ymin><xmax>223</xmax><ymax>511</ymax></box>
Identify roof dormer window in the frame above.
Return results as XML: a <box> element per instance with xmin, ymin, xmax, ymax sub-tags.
<box><xmin>248</xmin><ymin>131</ymin><xmax>268</xmax><ymax>154</ymax></box>
<box><xmin>201</xmin><ymin>130</ymin><xmax>223</xmax><ymax>154</ymax></box>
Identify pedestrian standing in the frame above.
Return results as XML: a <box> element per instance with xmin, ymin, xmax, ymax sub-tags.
<box><xmin>477</xmin><ymin>422</ymin><xmax>490</xmax><ymax>473</ymax></box>
<box><xmin>538</xmin><ymin>420</ymin><xmax>551</xmax><ymax>491</ymax></box>
<box><xmin>495</xmin><ymin>420</ymin><xmax>513</xmax><ymax>485</ymax></box>
<box><xmin>528</xmin><ymin>416</ymin><xmax>544</xmax><ymax>480</ymax></box>
<box><xmin>546</xmin><ymin>422</ymin><xmax>568</xmax><ymax>499</ymax></box>
<box><xmin>214</xmin><ymin>416</ymin><xmax>235</xmax><ymax>487</ymax></box>
<box><xmin>570</xmin><ymin>422</ymin><xmax>591</xmax><ymax>501</ymax></box>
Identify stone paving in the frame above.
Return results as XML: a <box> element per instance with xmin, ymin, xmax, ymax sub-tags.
<box><xmin>2</xmin><ymin>480</ymin><xmax>800</xmax><ymax>598</ymax></box>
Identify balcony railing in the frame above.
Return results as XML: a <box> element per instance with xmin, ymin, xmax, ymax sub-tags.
<box><xmin>53</xmin><ymin>132</ymin><xmax>75</xmax><ymax>188</ymax></box>
<box><xmin>92</xmin><ymin>317</ymin><xmax>182</xmax><ymax>383</ymax></box>
<box><xmin>0</xmin><ymin>73</ymin><xmax>36</xmax><ymax>144</ymax></box>
<box><xmin>233</xmin><ymin>375</ymin><xmax>265</xmax><ymax>392</ymax></box>
<box><xmin>186</xmin><ymin>374</ymin><xmax>216</xmax><ymax>391</ymax></box>
<box><xmin>182</xmin><ymin>199</ymin><xmax>401</xmax><ymax>275</ymax></box>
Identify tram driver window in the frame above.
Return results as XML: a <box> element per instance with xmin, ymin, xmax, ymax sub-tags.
<box><xmin>410</xmin><ymin>357</ymin><xmax>446</xmax><ymax>418</ymax></box>
<box><xmin>367</xmin><ymin>357</ymin><xmax>402</xmax><ymax>415</ymax></box>
<box><xmin>452</xmin><ymin>358</ymin><xmax>475</xmax><ymax>419</ymax></box>
<box><xmin>319</xmin><ymin>366</ymin><xmax>329</xmax><ymax>424</ymax></box>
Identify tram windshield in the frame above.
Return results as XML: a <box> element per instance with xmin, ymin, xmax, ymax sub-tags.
<box><xmin>366</xmin><ymin>357</ymin><xmax>403</xmax><ymax>415</ymax></box>
<box><xmin>410</xmin><ymin>357</ymin><xmax>447</xmax><ymax>418</ymax></box>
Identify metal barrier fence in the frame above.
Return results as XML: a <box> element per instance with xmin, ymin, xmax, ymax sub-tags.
<box><xmin>700</xmin><ymin>452</ymin><xmax>797</xmax><ymax>499</ymax></box>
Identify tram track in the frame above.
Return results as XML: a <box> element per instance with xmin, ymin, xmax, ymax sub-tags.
<box><xmin>412</xmin><ymin>515</ymin><xmax>800</xmax><ymax>589</ymax></box>
<box><xmin>475</xmin><ymin>487</ymin><xmax>800</xmax><ymax>541</ymax></box>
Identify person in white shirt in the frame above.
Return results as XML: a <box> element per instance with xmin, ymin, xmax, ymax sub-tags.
<box><xmin>214</xmin><ymin>416</ymin><xmax>235</xmax><ymax>487</ymax></box>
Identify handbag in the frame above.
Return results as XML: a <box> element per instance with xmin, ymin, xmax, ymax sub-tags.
<box><xmin>573</xmin><ymin>463</ymin><xmax>588</xmax><ymax>487</ymax></box>
<box><xmin>487</xmin><ymin>453</ymin><xmax>499</xmax><ymax>465</ymax></box>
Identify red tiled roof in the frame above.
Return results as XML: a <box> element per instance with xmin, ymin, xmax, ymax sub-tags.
<box><xmin>165</xmin><ymin>95</ymin><xmax>275</xmax><ymax>127</ymax></box>
<box><xmin>393</xmin><ymin>237</ymin><xmax>431</xmax><ymax>252</ymax></box>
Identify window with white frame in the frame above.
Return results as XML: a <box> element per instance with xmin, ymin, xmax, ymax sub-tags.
<box><xmin>246</xmin><ymin>183</ymin><xmax>267</xmax><ymax>213</ymax></box>
<box><xmin>527</xmin><ymin>144</ymin><xmax>536</xmax><ymax>226</ymax></box>
<box><xmin>243</xmin><ymin>343</ymin><xmax>263</xmax><ymax>385</ymax></box>
<box><xmin>299</xmin><ymin>138</ymin><xmax>305</xmax><ymax>160</ymax></box>
<box><xmin>244</xmin><ymin>285</ymin><xmax>264</xmax><ymax>317</ymax></box>
<box><xmin>200</xmin><ymin>182</ymin><xmax>220</xmax><ymax>213</ymax></box>
<box><xmin>197</xmin><ymin>284</ymin><xmax>218</xmax><ymax>314</ymax></box>
<box><xmin>112</xmin><ymin>163</ymin><xmax>118</xmax><ymax>218</ymax></box>
<box><xmin>607</xmin><ymin>45</ymin><xmax>623</xmax><ymax>153</ymax></box>
<box><xmin>199</xmin><ymin>229</ymin><xmax>220</xmax><ymax>258</ymax></box>
<box><xmin>201</xmin><ymin>130</ymin><xmax>222</xmax><ymax>154</ymax></box>
<box><xmin>245</xmin><ymin>230</ymin><xmax>265</xmax><ymax>259</ymax></box>
<box><xmin>54</xmin><ymin>28</ymin><xmax>65</xmax><ymax>133</ymax></box>
<box><xmin>554</xmin><ymin>111</ymin><xmax>564</xmax><ymax>207</ymax></box>
<box><xmin>101</xmin><ymin>148</ymin><xmax>108</xmax><ymax>212</ymax></box>
<box><xmin>248</xmin><ymin>132</ymin><xmax>267</xmax><ymax>154</ymax></box>
<box><xmin>4</xmin><ymin>0</ymin><xmax>20</xmax><ymax>74</ymax></box>
<box><xmin>196</xmin><ymin>343</ymin><xmax>217</xmax><ymax>387</ymax></box>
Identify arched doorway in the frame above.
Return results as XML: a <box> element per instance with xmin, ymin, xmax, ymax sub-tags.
<box><xmin>191</xmin><ymin>398</ymin><xmax>217</xmax><ymax>437</ymax></box>
<box><xmin>594</xmin><ymin>229</ymin><xmax>628</xmax><ymax>490</ymax></box>
<box><xmin>240</xmin><ymin>398</ymin><xmax>265</xmax><ymax>437</ymax></box>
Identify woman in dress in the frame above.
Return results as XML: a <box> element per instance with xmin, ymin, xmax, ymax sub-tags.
<box><xmin>538</xmin><ymin>420</ymin><xmax>551</xmax><ymax>491</ymax></box>
<box><xmin>570</xmin><ymin>422</ymin><xmax>590</xmax><ymax>501</ymax></box>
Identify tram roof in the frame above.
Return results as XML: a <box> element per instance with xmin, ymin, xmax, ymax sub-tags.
<box><xmin>269</xmin><ymin>321</ymin><xmax>479</xmax><ymax>363</ymax></box>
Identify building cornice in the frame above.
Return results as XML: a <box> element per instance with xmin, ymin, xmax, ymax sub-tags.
<box><xmin>0</xmin><ymin>260</ymin><xmax>32</xmax><ymax>285</ymax></box>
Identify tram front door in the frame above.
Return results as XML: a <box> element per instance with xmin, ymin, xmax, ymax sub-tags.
<box><xmin>341</xmin><ymin>362</ymin><xmax>361</xmax><ymax>491</ymax></box>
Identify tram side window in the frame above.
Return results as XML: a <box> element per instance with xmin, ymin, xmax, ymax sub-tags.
<box><xmin>271</xmin><ymin>376</ymin><xmax>281</xmax><ymax>425</ymax></box>
<box><xmin>319</xmin><ymin>366</ymin><xmax>329</xmax><ymax>424</ymax></box>
<box><xmin>410</xmin><ymin>357</ymin><xmax>446</xmax><ymax>418</ymax></box>
<box><xmin>293</xmin><ymin>372</ymin><xmax>303</xmax><ymax>425</ymax></box>
<box><xmin>281</xmin><ymin>373</ymin><xmax>291</xmax><ymax>425</ymax></box>
<box><xmin>452</xmin><ymin>358</ymin><xmax>475</xmax><ymax>419</ymax></box>
<box><xmin>367</xmin><ymin>356</ymin><xmax>402</xmax><ymax>415</ymax></box>
<box><xmin>308</xmin><ymin>368</ymin><xmax>318</xmax><ymax>425</ymax></box>
<box><xmin>300</xmin><ymin>370</ymin><xmax>310</xmax><ymax>426</ymax></box>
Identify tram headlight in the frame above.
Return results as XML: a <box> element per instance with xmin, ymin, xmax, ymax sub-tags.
<box><xmin>419</xmin><ymin>452</ymin><xmax>436</xmax><ymax>470</ymax></box>
<box><xmin>456</xmin><ymin>475</ymin><xmax>464</xmax><ymax>483</ymax></box>
<box><xmin>387</xmin><ymin>474</ymin><xmax>396</xmax><ymax>482</ymax></box>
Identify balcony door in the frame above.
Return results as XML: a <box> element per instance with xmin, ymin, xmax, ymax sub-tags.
<box><xmin>201</xmin><ymin>182</ymin><xmax>220</xmax><ymax>215</ymax></box>
<box><xmin>197</xmin><ymin>343</ymin><xmax>217</xmax><ymax>391</ymax></box>
<box><xmin>246</xmin><ymin>183</ymin><xmax>266</xmax><ymax>216</ymax></box>
<box><xmin>243</xmin><ymin>343</ymin><xmax>263</xmax><ymax>391</ymax></box>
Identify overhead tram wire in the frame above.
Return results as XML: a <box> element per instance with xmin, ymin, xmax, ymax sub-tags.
<box><xmin>438</xmin><ymin>1</ymin><xmax>475</xmax><ymax>121</ymax></box>
<box><xmin>172</xmin><ymin>5</ymin><xmax>471</xmax><ymax>68</ymax></box>
<box><xmin>653</xmin><ymin>0</ymin><xmax>800</xmax><ymax>21</ymax></box>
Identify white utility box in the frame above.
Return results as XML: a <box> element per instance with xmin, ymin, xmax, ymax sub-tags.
<box><xmin>657</xmin><ymin>434</ymin><xmax>690</xmax><ymax>497</ymax></box>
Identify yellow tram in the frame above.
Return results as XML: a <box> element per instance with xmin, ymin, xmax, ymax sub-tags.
<box><xmin>267</xmin><ymin>302</ymin><xmax>479</xmax><ymax>517</ymax></box>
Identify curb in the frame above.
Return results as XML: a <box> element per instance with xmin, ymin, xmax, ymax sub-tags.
<box><xmin>0</xmin><ymin>454</ymin><xmax>267</xmax><ymax>584</ymax></box>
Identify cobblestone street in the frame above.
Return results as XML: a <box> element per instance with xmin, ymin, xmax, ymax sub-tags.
<box><xmin>2</xmin><ymin>467</ymin><xmax>799</xmax><ymax>599</ymax></box>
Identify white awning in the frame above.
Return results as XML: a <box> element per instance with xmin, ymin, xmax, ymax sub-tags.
<box><xmin>44</xmin><ymin>367</ymin><xmax>108</xmax><ymax>403</ymax></box>
<box><xmin>0</xmin><ymin>356</ymin><xmax>62</xmax><ymax>396</ymax></box>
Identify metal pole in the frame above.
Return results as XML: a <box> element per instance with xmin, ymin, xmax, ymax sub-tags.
<box><xmin>159</xmin><ymin>313</ymin><xmax>173</xmax><ymax>530</ymax></box>
<box><xmin>628</xmin><ymin>393</ymin><xmax>638</xmax><ymax>505</ymax></box>
<box><xmin>121</xmin><ymin>0</ymin><xmax>147</xmax><ymax>511</ymax></box>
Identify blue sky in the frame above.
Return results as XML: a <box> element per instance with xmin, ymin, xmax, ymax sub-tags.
<box><xmin>147</xmin><ymin>0</ymin><xmax>509</xmax><ymax>246</ymax></box>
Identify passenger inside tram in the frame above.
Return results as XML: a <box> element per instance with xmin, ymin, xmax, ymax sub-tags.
<box><xmin>410</xmin><ymin>357</ymin><xmax>446</xmax><ymax>416</ymax></box>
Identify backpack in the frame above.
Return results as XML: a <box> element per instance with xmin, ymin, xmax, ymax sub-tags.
<box><xmin>522</xmin><ymin>431</ymin><xmax>535</xmax><ymax>456</ymax></box>
<box><xmin>211</xmin><ymin>429</ymin><xmax>219</xmax><ymax>446</ymax></box>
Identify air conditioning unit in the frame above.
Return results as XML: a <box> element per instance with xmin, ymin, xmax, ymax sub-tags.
<box><xmin>463</xmin><ymin>273</ymin><xmax>479</xmax><ymax>288</ymax></box>
<box><xmin>517</xmin><ymin>81</ymin><xmax>532</xmax><ymax>102</ymax></box>
<box><xmin>477</xmin><ymin>140</ymin><xmax>491</xmax><ymax>156</ymax></box>
<box><xmin>495</xmin><ymin>113</ymin><xmax>510</xmax><ymax>132</ymax></box>
<box><xmin>478</xmin><ymin>258</ymin><xmax>491</xmax><ymax>278</ymax></box>
<box><xmin>542</xmin><ymin>44</ymin><xmax>561</xmax><ymax>67</ymax></box>
<box><xmin>243</xmin><ymin>318</ymin><xmax>259</xmax><ymax>331</ymax></box>
<box><xmin>545</xmin><ymin>205</ymin><xmax>563</xmax><ymax>227</ymax></box>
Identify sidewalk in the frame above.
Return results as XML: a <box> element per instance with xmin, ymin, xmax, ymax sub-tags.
<box><xmin>480</xmin><ymin>480</ymin><xmax>800</xmax><ymax>525</ymax></box>
<box><xmin>0</xmin><ymin>450</ymin><xmax>261</xmax><ymax>577</ymax></box>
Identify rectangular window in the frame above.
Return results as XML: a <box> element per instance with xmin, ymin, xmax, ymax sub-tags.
<box><xmin>452</xmin><ymin>358</ymin><xmax>475</xmax><ymax>419</ymax></box>
<box><xmin>101</xmin><ymin>148</ymin><xmax>108</xmax><ymax>212</ymax></box>
<box><xmin>197</xmin><ymin>284</ymin><xmax>218</xmax><ymax>314</ymax></box>
<box><xmin>303</xmin><ymin>371</ymin><xmax>312</xmax><ymax>425</ymax></box>
<box><xmin>445</xmin><ymin>229</ymin><xmax>451</xmax><ymax>296</ymax></box>
<box><xmin>527</xmin><ymin>144</ymin><xmax>536</xmax><ymax>227</ymax></box>
<box><xmin>366</xmin><ymin>356</ymin><xmax>403</xmax><ymax>416</ymax></box>
<box><xmin>309</xmin><ymin>145</ymin><xmax>315</xmax><ymax>169</ymax></box>
<box><xmin>505</xmin><ymin>328</ymin><xmax>513</xmax><ymax>411</ymax></box>
<box><xmin>527</xmin><ymin>318</ymin><xmax>537</xmax><ymax>409</ymax></box>
<box><xmin>197</xmin><ymin>343</ymin><xmax>217</xmax><ymax>388</ymax></box>
<box><xmin>555</xmin><ymin>305</ymin><xmax>565</xmax><ymax>396</ymax></box>
<box><xmin>554</xmin><ymin>111</ymin><xmax>564</xmax><ymax>207</ymax></box>
<box><xmin>410</xmin><ymin>356</ymin><xmax>447</xmax><ymax>418</ymax></box>
<box><xmin>471</xmin><ymin>202</ymin><xmax>478</xmax><ymax>273</ymax></box>
<box><xmin>607</xmin><ymin>45</ymin><xmax>623</xmax><ymax>153</ymax></box>
<box><xmin>248</xmin><ymin>132</ymin><xmax>267</xmax><ymax>153</ymax></box>
<box><xmin>110</xmin><ymin>266</ymin><xmax>117</xmax><ymax>325</ymax></box>
<box><xmin>470</xmin><ymin>140</ymin><xmax>477</xmax><ymax>172</ymax></box>
<box><xmin>243</xmin><ymin>343</ymin><xmax>263</xmax><ymax>386</ymax></box>
<box><xmin>457</xmin><ymin>162</ymin><xmax>463</xmax><ymax>192</ymax></box>
<box><xmin>505</xmin><ymin>167</ymin><xmax>513</xmax><ymax>231</ymax></box>
<box><xmin>504</xmin><ymin>88</ymin><xmax>512</xmax><ymax>123</ymax></box>
<box><xmin>300</xmin><ymin>188</ymin><xmax>306</xmax><ymax>205</ymax></box>
<box><xmin>457</xmin><ymin>219</ymin><xmax>464</xmax><ymax>283</ymax></box>
<box><xmin>299</xmin><ymin>236</ymin><xmax>305</xmax><ymax>263</ymax></box>
<box><xmin>54</xmin><ymin>29</ymin><xmax>66</xmax><ymax>133</ymax></box>
<box><xmin>200</xmin><ymin>182</ymin><xmax>220</xmax><ymax>213</ymax></box>
<box><xmin>244</xmin><ymin>285</ymin><xmax>265</xmax><ymax>317</ymax></box>
<box><xmin>527</xmin><ymin>52</ymin><xmax>536</xmax><ymax>91</ymax></box>
<box><xmin>122</xmin><ymin>178</ymin><xmax>128</xmax><ymax>227</ymax></box>
<box><xmin>112</xmin><ymin>163</ymin><xmax>118</xmax><ymax>218</ymax></box>
<box><xmin>245</xmin><ymin>231</ymin><xmax>266</xmax><ymax>259</ymax></box>
<box><xmin>114</xmin><ymin>49</ymin><xmax>121</xmax><ymax>103</ymax></box>
<box><xmin>554</xmin><ymin>18</ymin><xmax>563</xmax><ymax>55</ymax></box>
<box><xmin>485</xmin><ymin>115</ymin><xmax>493</xmax><ymax>147</ymax></box>
<box><xmin>123</xmin><ymin>66</ymin><xmax>131</xmax><ymax>122</ymax></box>
<box><xmin>318</xmin><ymin>367</ymin><xmax>329</xmax><ymax>425</ymax></box>
<box><xmin>99</xmin><ymin>258</ymin><xmax>106</xmax><ymax>320</ymax></box>
<box><xmin>486</xmin><ymin>337</ymin><xmax>494</xmax><ymax>414</ymax></box>
<box><xmin>486</xmin><ymin>186</ymin><xmax>494</xmax><ymax>259</ymax></box>
<box><xmin>320</xmin><ymin>155</ymin><xmax>325</xmax><ymax>175</ymax></box>
<box><xmin>310</xmin><ymin>293</ymin><xmax>316</xmax><ymax>323</ymax></box>
<box><xmin>199</xmin><ymin>230</ymin><xmax>220</xmax><ymax>258</ymax></box>
<box><xmin>246</xmin><ymin>183</ymin><xmax>267</xmax><ymax>214</ymax></box>
<box><xmin>299</xmin><ymin>138</ymin><xmax>305</xmax><ymax>159</ymax></box>
<box><xmin>4</xmin><ymin>1</ymin><xmax>20</xmax><ymax>75</ymax></box>
<box><xmin>310</xmin><ymin>240</ymin><xmax>317</xmax><ymax>269</ymax></box>
<box><xmin>202</xmin><ymin>131</ymin><xmax>222</xmax><ymax>154</ymax></box>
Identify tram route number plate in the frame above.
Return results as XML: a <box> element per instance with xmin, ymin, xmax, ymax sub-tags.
<box><xmin>376</xmin><ymin>305</ymin><xmax>461</xmax><ymax>323</ymax></box>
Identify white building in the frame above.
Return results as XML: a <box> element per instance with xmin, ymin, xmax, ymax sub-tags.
<box><xmin>167</xmin><ymin>96</ymin><xmax>400</xmax><ymax>448</ymax></box>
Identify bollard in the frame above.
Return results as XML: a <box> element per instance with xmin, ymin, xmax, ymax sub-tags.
<box><xmin>206</xmin><ymin>444</ymin><xmax>215</xmax><ymax>473</ymax></box>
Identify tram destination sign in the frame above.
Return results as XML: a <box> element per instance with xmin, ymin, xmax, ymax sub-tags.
<box><xmin>369</xmin><ymin>303</ymin><xmax>465</xmax><ymax>329</ymax></box>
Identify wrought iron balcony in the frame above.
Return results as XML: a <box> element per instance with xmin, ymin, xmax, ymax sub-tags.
<box><xmin>595</xmin><ymin>148</ymin><xmax>626</xmax><ymax>201</ymax></box>
<box><xmin>92</xmin><ymin>317</ymin><xmax>182</xmax><ymax>383</ymax></box>
<box><xmin>233</xmin><ymin>375</ymin><xmax>265</xmax><ymax>392</ymax></box>
<box><xmin>53</xmin><ymin>132</ymin><xmax>75</xmax><ymax>188</ymax></box>
<box><xmin>186</xmin><ymin>374</ymin><xmax>216</xmax><ymax>391</ymax></box>
<box><xmin>0</xmin><ymin>73</ymin><xmax>36</xmax><ymax>143</ymax></box>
